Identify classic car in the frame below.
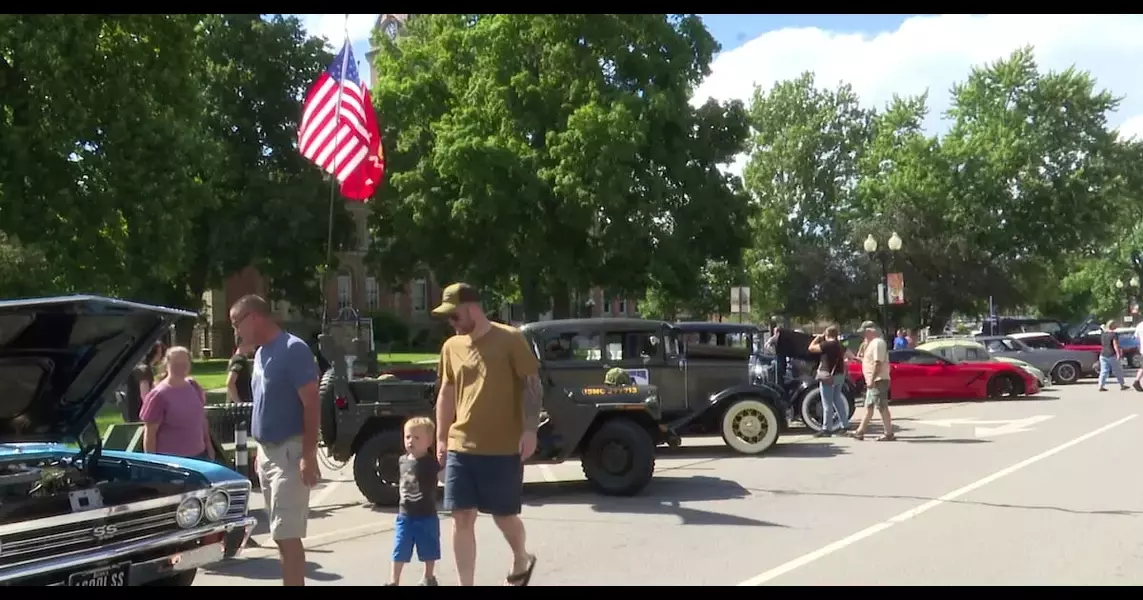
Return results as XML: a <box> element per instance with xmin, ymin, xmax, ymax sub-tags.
<box><xmin>0</xmin><ymin>296</ymin><xmax>257</xmax><ymax>586</ymax></box>
<box><xmin>917</xmin><ymin>339</ymin><xmax>1051</xmax><ymax>388</ymax></box>
<box><xmin>966</xmin><ymin>335</ymin><xmax>1097</xmax><ymax>384</ymax></box>
<box><xmin>1058</xmin><ymin>326</ymin><xmax>1142</xmax><ymax>369</ymax></box>
<box><xmin>522</xmin><ymin>318</ymin><xmax>788</xmax><ymax>455</ymax></box>
<box><xmin>846</xmin><ymin>348</ymin><xmax>1041</xmax><ymax>401</ymax></box>
<box><xmin>1008</xmin><ymin>331</ymin><xmax>1102</xmax><ymax>356</ymax></box>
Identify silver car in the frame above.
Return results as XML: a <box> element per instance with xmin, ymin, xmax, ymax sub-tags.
<box><xmin>975</xmin><ymin>335</ymin><xmax>1097</xmax><ymax>384</ymax></box>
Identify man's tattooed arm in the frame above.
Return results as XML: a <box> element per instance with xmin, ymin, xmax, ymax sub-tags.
<box><xmin>522</xmin><ymin>374</ymin><xmax>543</xmax><ymax>433</ymax></box>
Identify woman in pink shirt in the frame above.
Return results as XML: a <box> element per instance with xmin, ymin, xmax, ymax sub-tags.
<box><xmin>140</xmin><ymin>346</ymin><xmax>215</xmax><ymax>461</ymax></box>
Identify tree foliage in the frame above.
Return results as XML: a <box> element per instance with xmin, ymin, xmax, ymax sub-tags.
<box><xmin>368</xmin><ymin>14</ymin><xmax>751</xmax><ymax>319</ymax></box>
<box><xmin>743</xmin><ymin>47</ymin><xmax>1142</xmax><ymax>329</ymax></box>
<box><xmin>0</xmin><ymin>15</ymin><xmax>347</xmax><ymax>319</ymax></box>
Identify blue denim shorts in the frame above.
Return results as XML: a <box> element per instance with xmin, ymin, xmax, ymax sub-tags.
<box><xmin>392</xmin><ymin>513</ymin><xmax>441</xmax><ymax>562</ymax></box>
<box><xmin>443</xmin><ymin>451</ymin><xmax>524</xmax><ymax>516</ymax></box>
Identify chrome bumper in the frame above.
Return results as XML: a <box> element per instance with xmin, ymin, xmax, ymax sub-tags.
<box><xmin>1</xmin><ymin>516</ymin><xmax>257</xmax><ymax>585</ymax></box>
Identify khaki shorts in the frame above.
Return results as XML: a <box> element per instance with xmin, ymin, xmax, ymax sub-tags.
<box><xmin>865</xmin><ymin>380</ymin><xmax>890</xmax><ymax>409</ymax></box>
<box><xmin>256</xmin><ymin>435</ymin><xmax>311</xmax><ymax>541</ymax></box>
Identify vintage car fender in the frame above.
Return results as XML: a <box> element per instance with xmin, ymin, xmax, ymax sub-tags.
<box><xmin>707</xmin><ymin>384</ymin><xmax>788</xmax><ymax>415</ymax></box>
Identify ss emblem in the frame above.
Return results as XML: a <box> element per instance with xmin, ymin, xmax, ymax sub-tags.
<box><xmin>92</xmin><ymin>524</ymin><xmax>118</xmax><ymax>540</ymax></box>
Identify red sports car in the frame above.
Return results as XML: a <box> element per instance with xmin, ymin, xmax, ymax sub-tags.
<box><xmin>847</xmin><ymin>348</ymin><xmax>1040</xmax><ymax>401</ymax></box>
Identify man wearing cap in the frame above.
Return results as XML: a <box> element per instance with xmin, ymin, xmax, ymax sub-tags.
<box><xmin>432</xmin><ymin>283</ymin><xmax>540</xmax><ymax>586</ymax></box>
<box><xmin>850</xmin><ymin>321</ymin><xmax>895</xmax><ymax>441</ymax></box>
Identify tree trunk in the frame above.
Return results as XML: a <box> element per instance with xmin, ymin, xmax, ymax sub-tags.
<box><xmin>520</xmin><ymin>273</ymin><xmax>546</xmax><ymax>323</ymax></box>
<box><xmin>549</xmin><ymin>282</ymin><xmax>571</xmax><ymax>319</ymax></box>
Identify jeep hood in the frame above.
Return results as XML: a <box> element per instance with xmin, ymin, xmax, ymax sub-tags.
<box><xmin>0</xmin><ymin>295</ymin><xmax>195</xmax><ymax>444</ymax></box>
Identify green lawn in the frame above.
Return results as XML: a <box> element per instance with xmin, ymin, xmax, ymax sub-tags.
<box><xmin>377</xmin><ymin>352</ymin><xmax>439</xmax><ymax>365</ymax></box>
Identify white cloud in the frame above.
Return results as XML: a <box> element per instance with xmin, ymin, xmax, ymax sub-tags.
<box><xmin>695</xmin><ymin>14</ymin><xmax>1143</xmax><ymax>167</ymax></box>
<box><xmin>297</xmin><ymin>14</ymin><xmax>378</xmax><ymax>47</ymax></box>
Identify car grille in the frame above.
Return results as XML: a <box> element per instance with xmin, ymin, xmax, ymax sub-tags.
<box><xmin>222</xmin><ymin>483</ymin><xmax>250</xmax><ymax>519</ymax></box>
<box><xmin>0</xmin><ymin>505</ymin><xmax>176</xmax><ymax>567</ymax></box>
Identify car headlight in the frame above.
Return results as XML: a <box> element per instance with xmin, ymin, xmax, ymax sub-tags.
<box><xmin>203</xmin><ymin>490</ymin><xmax>230</xmax><ymax>522</ymax></box>
<box><xmin>176</xmin><ymin>497</ymin><xmax>203</xmax><ymax>528</ymax></box>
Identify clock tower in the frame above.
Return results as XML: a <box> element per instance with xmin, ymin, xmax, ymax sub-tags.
<box><xmin>365</xmin><ymin>14</ymin><xmax>411</xmax><ymax>89</ymax></box>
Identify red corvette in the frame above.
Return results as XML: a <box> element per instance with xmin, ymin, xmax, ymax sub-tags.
<box><xmin>846</xmin><ymin>348</ymin><xmax>1041</xmax><ymax>401</ymax></box>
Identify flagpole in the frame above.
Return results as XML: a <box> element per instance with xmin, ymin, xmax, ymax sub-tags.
<box><xmin>321</xmin><ymin>15</ymin><xmax>352</xmax><ymax>333</ymax></box>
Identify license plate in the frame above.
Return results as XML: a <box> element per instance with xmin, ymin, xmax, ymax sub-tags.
<box><xmin>67</xmin><ymin>562</ymin><xmax>130</xmax><ymax>586</ymax></box>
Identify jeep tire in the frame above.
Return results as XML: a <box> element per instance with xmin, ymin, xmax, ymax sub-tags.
<box><xmin>800</xmin><ymin>387</ymin><xmax>857</xmax><ymax>433</ymax></box>
<box><xmin>720</xmin><ymin>397</ymin><xmax>781</xmax><ymax>455</ymax></box>
<box><xmin>318</xmin><ymin>369</ymin><xmax>339</xmax><ymax>447</ymax></box>
<box><xmin>581</xmin><ymin>418</ymin><xmax>655</xmax><ymax>497</ymax></box>
<box><xmin>353</xmin><ymin>429</ymin><xmax>403</xmax><ymax>506</ymax></box>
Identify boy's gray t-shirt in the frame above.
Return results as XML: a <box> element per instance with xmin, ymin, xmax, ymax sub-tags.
<box><xmin>251</xmin><ymin>331</ymin><xmax>319</xmax><ymax>444</ymax></box>
<box><xmin>398</xmin><ymin>454</ymin><xmax>439</xmax><ymax>517</ymax></box>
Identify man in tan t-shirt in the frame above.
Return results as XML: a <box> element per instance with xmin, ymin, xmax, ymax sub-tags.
<box><xmin>433</xmin><ymin>283</ymin><xmax>541</xmax><ymax>586</ymax></box>
<box><xmin>851</xmin><ymin>321</ymin><xmax>895</xmax><ymax>441</ymax></box>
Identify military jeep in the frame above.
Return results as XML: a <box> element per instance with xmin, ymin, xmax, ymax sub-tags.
<box><xmin>316</xmin><ymin>325</ymin><xmax>664</xmax><ymax>506</ymax></box>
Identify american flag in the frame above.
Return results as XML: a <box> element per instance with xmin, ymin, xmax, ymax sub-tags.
<box><xmin>298</xmin><ymin>41</ymin><xmax>381</xmax><ymax>198</ymax></box>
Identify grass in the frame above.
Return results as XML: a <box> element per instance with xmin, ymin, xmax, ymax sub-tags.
<box><xmin>377</xmin><ymin>352</ymin><xmax>439</xmax><ymax>365</ymax></box>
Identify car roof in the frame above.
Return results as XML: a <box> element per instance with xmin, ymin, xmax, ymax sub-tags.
<box><xmin>974</xmin><ymin>335</ymin><xmax>1014</xmax><ymax>342</ymax></box>
<box><xmin>1009</xmin><ymin>332</ymin><xmax>1050</xmax><ymax>339</ymax></box>
<box><xmin>519</xmin><ymin>317</ymin><xmax>668</xmax><ymax>335</ymax></box>
<box><xmin>672</xmin><ymin>321</ymin><xmax>761</xmax><ymax>333</ymax></box>
<box><xmin>917</xmin><ymin>339</ymin><xmax>986</xmax><ymax>349</ymax></box>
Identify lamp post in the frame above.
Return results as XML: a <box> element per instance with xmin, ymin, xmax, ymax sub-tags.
<box><xmin>864</xmin><ymin>232</ymin><xmax>903</xmax><ymax>335</ymax></box>
<box><xmin>1115</xmin><ymin>275</ymin><xmax>1140</xmax><ymax>322</ymax></box>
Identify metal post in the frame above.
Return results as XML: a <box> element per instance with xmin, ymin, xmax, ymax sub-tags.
<box><xmin>234</xmin><ymin>421</ymin><xmax>249</xmax><ymax>481</ymax></box>
<box><xmin>880</xmin><ymin>253</ymin><xmax>890</xmax><ymax>335</ymax></box>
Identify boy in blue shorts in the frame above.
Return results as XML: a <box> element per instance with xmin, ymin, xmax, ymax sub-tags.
<box><xmin>387</xmin><ymin>417</ymin><xmax>442</xmax><ymax>586</ymax></box>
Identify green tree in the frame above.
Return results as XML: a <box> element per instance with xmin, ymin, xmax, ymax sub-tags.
<box><xmin>741</xmin><ymin>73</ymin><xmax>876</xmax><ymax>324</ymax></box>
<box><xmin>368</xmin><ymin>14</ymin><xmax>750</xmax><ymax>319</ymax></box>
<box><xmin>0</xmin><ymin>14</ymin><xmax>212</xmax><ymax>296</ymax></box>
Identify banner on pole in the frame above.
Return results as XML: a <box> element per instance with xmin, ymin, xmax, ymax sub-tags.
<box><xmin>887</xmin><ymin>272</ymin><xmax>905</xmax><ymax>305</ymax></box>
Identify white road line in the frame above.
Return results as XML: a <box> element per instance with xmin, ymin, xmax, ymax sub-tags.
<box><xmin>737</xmin><ymin>413</ymin><xmax>1139</xmax><ymax>586</ymax></box>
<box><xmin>310</xmin><ymin>476</ymin><xmax>349</xmax><ymax>508</ymax></box>
<box><xmin>537</xmin><ymin>464</ymin><xmax>559</xmax><ymax>483</ymax></box>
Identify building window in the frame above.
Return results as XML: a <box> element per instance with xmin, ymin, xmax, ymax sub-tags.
<box><xmin>412</xmin><ymin>278</ymin><xmax>427</xmax><ymax>313</ymax></box>
<box><xmin>337</xmin><ymin>274</ymin><xmax>353</xmax><ymax>311</ymax></box>
<box><xmin>617</xmin><ymin>298</ymin><xmax>627</xmax><ymax>316</ymax></box>
<box><xmin>359</xmin><ymin>218</ymin><xmax>370</xmax><ymax>252</ymax></box>
<box><xmin>365</xmin><ymin>277</ymin><xmax>380</xmax><ymax>310</ymax></box>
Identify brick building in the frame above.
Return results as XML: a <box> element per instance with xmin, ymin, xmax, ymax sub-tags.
<box><xmin>194</xmin><ymin>14</ymin><xmax>635</xmax><ymax>358</ymax></box>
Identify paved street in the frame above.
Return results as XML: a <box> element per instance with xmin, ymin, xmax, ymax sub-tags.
<box><xmin>198</xmin><ymin>377</ymin><xmax>1143</xmax><ymax>586</ymax></box>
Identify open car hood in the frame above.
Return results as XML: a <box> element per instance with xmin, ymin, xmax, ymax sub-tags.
<box><xmin>0</xmin><ymin>295</ymin><xmax>195</xmax><ymax>444</ymax></box>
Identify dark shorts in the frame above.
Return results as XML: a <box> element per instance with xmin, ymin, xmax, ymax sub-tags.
<box><xmin>443</xmin><ymin>451</ymin><xmax>523</xmax><ymax>516</ymax></box>
<box><xmin>392</xmin><ymin>513</ymin><xmax>441</xmax><ymax>563</ymax></box>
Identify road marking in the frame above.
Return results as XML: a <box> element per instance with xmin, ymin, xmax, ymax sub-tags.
<box><xmin>537</xmin><ymin>464</ymin><xmax>559</xmax><ymax>483</ymax></box>
<box><xmin>737</xmin><ymin>413</ymin><xmax>1138</xmax><ymax>586</ymax></box>
<box><xmin>310</xmin><ymin>475</ymin><xmax>350</xmax><ymax>508</ymax></box>
<box><xmin>918</xmin><ymin>415</ymin><xmax>1055</xmax><ymax>437</ymax></box>
<box><xmin>243</xmin><ymin>521</ymin><xmax>398</xmax><ymax>557</ymax></box>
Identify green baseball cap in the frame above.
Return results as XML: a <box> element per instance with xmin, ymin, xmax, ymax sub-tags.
<box><xmin>431</xmin><ymin>282</ymin><xmax>481</xmax><ymax>316</ymax></box>
<box><xmin>604</xmin><ymin>368</ymin><xmax>632</xmax><ymax>386</ymax></box>
<box><xmin>860</xmin><ymin>320</ymin><xmax>879</xmax><ymax>331</ymax></box>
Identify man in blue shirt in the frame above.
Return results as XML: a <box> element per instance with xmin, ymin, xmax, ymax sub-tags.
<box><xmin>893</xmin><ymin>329</ymin><xmax>909</xmax><ymax>350</ymax></box>
<box><xmin>230</xmin><ymin>295</ymin><xmax>320</xmax><ymax>586</ymax></box>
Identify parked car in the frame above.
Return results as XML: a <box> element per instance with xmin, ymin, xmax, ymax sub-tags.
<box><xmin>0</xmin><ymin>295</ymin><xmax>257</xmax><ymax>586</ymax></box>
<box><xmin>1113</xmin><ymin>327</ymin><xmax>1142</xmax><ymax>368</ymax></box>
<box><xmin>967</xmin><ymin>335</ymin><xmax>1097</xmax><ymax>384</ymax></box>
<box><xmin>918</xmin><ymin>339</ymin><xmax>1051</xmax><ymax>388</ymax></box>
<box><xmin>1009</xmin><ymin>331</ymin><xmax>1102</xmax><ymax>357</ymax></box>
<box><xmin>847</xmin><ymin>348</ymin><xmax>1041</xmax><ymax>401</ymax></box>
<box><xmin>676</xmin><ymin>322</ymin><xmax>861</xmax><ymax>434</ymax></box>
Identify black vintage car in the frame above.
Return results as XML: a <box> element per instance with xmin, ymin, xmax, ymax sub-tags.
<box><xmin>0</xmin><ymin>296</ymin><xmax>257</xmax><ymax>587</ymax></box>
<box><xmin>677</xmin><ymin>323</ymin><xmax>859</xmax><ymax>434</ymax></box>
<box><xmin>522</xmin><ymin>318</ymin><xmax>788</xmax><ymax>455</ymax></box>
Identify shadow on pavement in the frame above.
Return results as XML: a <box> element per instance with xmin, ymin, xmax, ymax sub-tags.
<box><xmin>657</xmin><ymin>441</ymin><xmax>849</xmax><ymax>460</ymax></box>
<box><xmin>892</xmin><ymin>434</ymin><xmax>989</xmax><ymax>445</ymax></box>
<box><xmin>202</xmin><ymin>557</ymin><xmax>342</xmax><ymax>582</ymax></box>
<box><xmin>748</xmin><ymin>487</ymin><xmax>1143</xmax><ymax>517</ymax></box>
<box><xmin>523</xmin><ymin>475</ymin><xmax>785</xmax><ymax>527</ymax></box>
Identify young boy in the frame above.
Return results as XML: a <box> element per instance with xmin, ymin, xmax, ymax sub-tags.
<box><xmin>388</xmin><ymin>417</ymin><xmax>442</xmax><ymax>586</ymax></box>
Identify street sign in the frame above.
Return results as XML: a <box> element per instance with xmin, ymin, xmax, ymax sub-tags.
<box><xmin>917</xmin><ymin>415</ymin><xmax>1054</xmax><ymax>438</ymax></box>
<box><xmin>730</xmin><ymin>286</ymin><xmax>751</xmax><ymax>314</ymax></box>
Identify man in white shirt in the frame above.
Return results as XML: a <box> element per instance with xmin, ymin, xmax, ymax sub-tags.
<box><xmin>1133</xmin><ymin>320</ymin><xmax>1143</xmax><ymax>392</ymax></box>
<box><xmin>851</xmin><ymin>321</ymin><xmax>895</xmax><ymax>441</ymax></box>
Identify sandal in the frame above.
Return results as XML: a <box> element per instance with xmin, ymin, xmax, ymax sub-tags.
<box><xmin>505</xmin><ymin>554</ymin><xmax>537</xmax><ymax>586</ymax></box>
<box><xmin>847</xmin><ymin>431</ymin><xmax>865</xmax><ymax>441</ymax></box>
<box><xmin>876</xmin><ymin>434</ymin><xmax>896</xmax><ymax>442</ymax></box>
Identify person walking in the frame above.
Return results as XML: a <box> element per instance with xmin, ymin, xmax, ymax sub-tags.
<box><xmin>1133</xmin><ymin>318</ymin><xmax>1143</xmax><ymax>392</ymax></box>
<box><xmin>893</xmin><ymin>329</ymin><xmax>909</xmax><ymax>350</ymax></box>
<box><xmin>1098</xmin><ymin>320</ymin><xmax>1129</xmax><ymax>392</ymax></box>
<box><xmin>850</xmin><ymin>321</ymin><xmax>895</xmax><ymax>441</ymax></box>
<box><xmin>808</xmin><ymin>326</ymin><xmax>849</xmax><ymax>436</ymax></box>
<box><xmin>387</xmin><ymin>417</ymin><xmax>442</xmax><ymax>587</ymax></box>
<box><xmin>227</xmin><ymin>337</ymin><xmax>256</xmax><ymax>404</ymax></box>
<box><xmin>432</xmin><ymin>283</ymin><xmax>540</xmax><ymax>587</ymax></box>
<box><xmin>139</xmin><ymin>346</ymin><xmax>214</xmax><ymax>461</ymax></box>
<box><xmin>229</xmin><ymin>294</ymin><xmax>321</xmax><ymax>587</ymax></box>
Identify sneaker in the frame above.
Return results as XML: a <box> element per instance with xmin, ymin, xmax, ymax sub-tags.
<box><xmin>1099</xmin><ymin>387</ymin><xmax>1108</xmax><ymax>392</ymax></box>
<box><xmin>812</xmin><ymin>430</ymin><xmax>832</xmax><ymax>438</ymax></box>
<box><xmin>420</xmin><ymin>576</ymin><xmax>439</xmax><ymax>587</ymax></box>
<box><xmin>1122</xmin><ymin>385</ymin><xmax>1131</xmax><ymax>391</ymax></box>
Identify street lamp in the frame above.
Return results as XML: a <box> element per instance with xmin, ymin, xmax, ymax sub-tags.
<box><xmin>864</xmin><ymin>232</ymin><xmax>903</xmax><ymax>333</ymax></box>
<box><xmin>1116</xmin><ymin>276</ymin><xmax>1140</xmax><ymax>322</ymax></box>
